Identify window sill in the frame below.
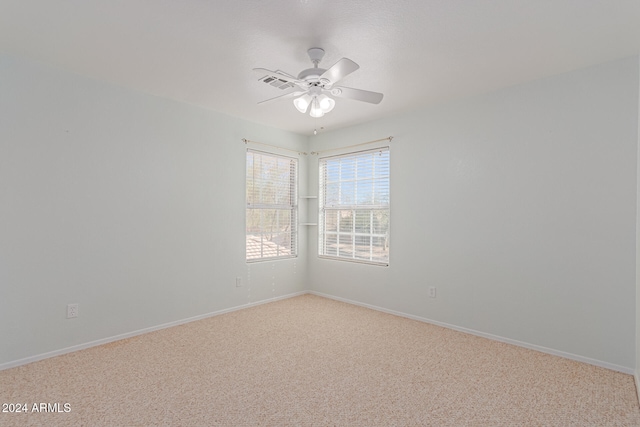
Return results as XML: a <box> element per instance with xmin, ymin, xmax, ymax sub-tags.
<box><xmin>317</xmin><ymin>255</ymin><xmax>389</xmax><ymax>267</ymax></box>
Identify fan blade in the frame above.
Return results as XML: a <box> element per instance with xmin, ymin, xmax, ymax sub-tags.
<box><xmin>320</xmin><ymin>58</ymin><xmax>359</xmax><ymax>85</ymax></box>
<box><xmin>273</xmin><ymin>69</ymin><xmax>297</xmax><ymax>79</ymax></box>
<box><xmin>253</xmin><ymin>68</ymin><xmax>306</xmax><ymax>87</ymax></box>
<box><xmin>258</xmin><ymin>91</ymin><xmax>306</xmax><ymax>105</ymax></box>
<box><xmin>331</xmin><ymin>86</ymin><xmax>383</xmax><ymax>104</ymax></box>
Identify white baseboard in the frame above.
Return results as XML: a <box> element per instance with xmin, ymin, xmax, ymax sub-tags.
<box><xmin>3</xmin><ymin>289</ymin><xmax>633</xmax><ymax>377</ymax></box>
<box><xmin>308</xmin><ymin>290</ymin><xmax>634</xmax><ymax>375</ymax></box>
<box><xmin>0</xmin><ymin>291</ymin><xmax>307</xmax><ymax>372</ymax></box>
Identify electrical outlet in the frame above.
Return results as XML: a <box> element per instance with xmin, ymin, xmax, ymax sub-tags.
<box><xmin>67</xmin><ymin>303</ymin><xmax>78</xmax><ymax>318</ymax></box>
<box><xmin>235</xmin><ymin>277</ymin><xmax>242</xmax><ymax>287</ymax></box>
<box><xmin>428</xmin><ymin>287</ymin><xmax>436</xmax><ymax>298</ymax></box>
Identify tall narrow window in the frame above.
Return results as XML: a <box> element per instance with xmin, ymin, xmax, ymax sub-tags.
<box><xmin>246</xmin><ymin>150</ymin><xmax>298</xmax><ymax>262</ymax></box>
<box><xmin>319</xmin><ymin>147</ymin><xmax>390</xmax><ymax>265</ymax></box>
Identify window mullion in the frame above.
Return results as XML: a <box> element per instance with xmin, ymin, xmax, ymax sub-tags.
<box><xmin>260</xmin><ymin>208</ymin><xmax>264</xmax><ymax>259</ymax></box>
<box><xmin>352</xmin><ymin>208</ymin><xmax>356</xmax><ymax>259</ymax></box>
<box><xmin>336</xmin><ymin>210</ymin><xmax>341</xmax><ymax>258</ymax></box>
<box><xmin>370</xmin><ymin>210</ymin><xmax>374</xmax><ymax>260</ymax></box>
<box><xmin>372</xmin><ymin>153</ymin><xmax>376</xmax><ymax>204</ymax></box>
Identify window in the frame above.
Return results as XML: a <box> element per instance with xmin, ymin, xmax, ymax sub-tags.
<box><xmin>246</xmin><ymin>150</ymin><xmax>298</xmax><ymax>261</ymax></box>
<box><xmin>319</xmin><ymin>147</ymin><xmax>390</xmax><ymax>265</ymax></box>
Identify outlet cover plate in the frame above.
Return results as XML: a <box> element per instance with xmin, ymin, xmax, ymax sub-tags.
<box><xmin>67</xmin><ymin>303</ymin><xmax>78</xmax><ymax>318</ymax></box>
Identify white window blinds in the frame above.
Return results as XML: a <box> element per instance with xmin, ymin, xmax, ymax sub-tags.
<box><xmin>319</xmin><ymin>147</ymin><xmax>390</xmax><ymax>265</ymax></box>
<box><xmin>246</xmin><ymin>150</ymin><xmax>298</xmax><ymax>261</ymax></box>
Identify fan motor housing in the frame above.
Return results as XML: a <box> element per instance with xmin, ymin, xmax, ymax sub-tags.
<box><xmin>298</xmin><ymin>67</ymin><xmax>326</xmax><ymax>82</ymax></box>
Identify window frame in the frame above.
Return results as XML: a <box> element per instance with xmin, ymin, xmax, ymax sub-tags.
<box><xmin>318</xmin><ymin>147</ymin><xmax>390</xmax><ymax>266</ymax></box>
<box><xmin>245</xmin><ymin>149</ymin><xmax>298</xmax><ymax>262</ymax></box>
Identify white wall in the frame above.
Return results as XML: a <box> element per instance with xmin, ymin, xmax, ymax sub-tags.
<box><xmin>308</xmin><ymin>56</ymin><xmax>639</xmax><ymax>371</ymax></box>
<box><xmin>636</xmin><ymin>55</ymin><xmax>640</xmax><ymax>388</ymax></box>
<box><xmin>0</xmin><ymin>55</ymin><xmax>308</xmax><ymax>366</ymax></box>
<box><xmin>2</xmin><ymin>54</ymin><xmax>638</xmax><ymax>373</ymax></box>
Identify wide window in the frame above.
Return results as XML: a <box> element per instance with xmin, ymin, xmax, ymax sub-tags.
<box><xmin>319</xmin><ymin>147</ymin><xmax>390</xmax><ymax>265</ymax></box>
<box><xmin>246</xmin><ymin>150</ymin><xmax>298</xmax><ymax>261</ymax></box>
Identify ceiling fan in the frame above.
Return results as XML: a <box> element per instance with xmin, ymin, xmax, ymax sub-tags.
<box><xmin>254</xmin><ymin>48</ymin><xmax>384</xmax><ymax>118</ymax></box>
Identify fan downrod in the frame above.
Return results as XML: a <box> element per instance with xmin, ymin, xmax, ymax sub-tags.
<box><xmin>298</xmin><ymin>48</ymin><xmax>327</xmax><ymax>81</ymax></box>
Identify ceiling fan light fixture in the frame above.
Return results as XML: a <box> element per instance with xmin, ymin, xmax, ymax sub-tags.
<box><xmin>318</xmin><ymin>94</ymin><xmax>335</xmax><ymax>113</ymax></box>
<box><xmin>256</xmin><ymin>47</ymin><xmax>384</xmax><ymax>118</ymax></box>
<box><xmin>309</xmin><ymin>96</ymin><xmax>325</xmax><ymax>118</ymax></box>
<box><xmin>293</xmin><ymin>94</ymin><xmax>312</xmax><ymax>113</ymax></box>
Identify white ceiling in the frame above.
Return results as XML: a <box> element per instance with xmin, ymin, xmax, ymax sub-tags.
<box><xmin>2</xmin><ymin>0</ymin><xmax>640</xmax><ymax>135</ymax></box>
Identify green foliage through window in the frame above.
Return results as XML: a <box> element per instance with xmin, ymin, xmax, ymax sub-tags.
<box><xmin>246</xmin><ymin>150</ymin><xmax>298</xmax><ymax>261</ymax></box>
<box><xmin>319</xmin><ymin>148</ymin><xmax>390</xmax><ymax>265</ymax></box>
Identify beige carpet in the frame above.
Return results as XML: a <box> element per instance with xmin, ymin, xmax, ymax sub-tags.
<box><xmin>1</xmin><ymin>294</ymin><xmax>639</xmax><ymax>426</ymax></box>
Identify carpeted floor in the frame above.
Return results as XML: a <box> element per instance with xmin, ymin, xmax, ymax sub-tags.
<box><xmin>1</xmin><ymin>294</ymin><xmax>639</xmax><ymax>426</ymax></box>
